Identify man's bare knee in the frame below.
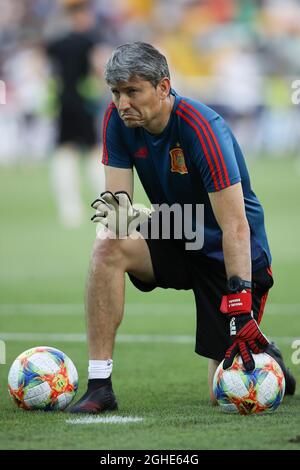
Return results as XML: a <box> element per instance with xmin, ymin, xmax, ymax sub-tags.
<box><xmin>91</xmin><ymin>237</ymin><xmax>125</xmax><ymax>274</ymax></box>
<box><xmin>121</xmin><ymin>236</ymin><xmax>155</xmax><ymax>283</ymax></box>
<box><xmin>90</xmin><ymin>235</ymin><xmax>154</xmax><ymax>283</ymax></box>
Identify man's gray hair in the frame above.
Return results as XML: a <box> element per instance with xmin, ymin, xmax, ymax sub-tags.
<box><xmin>105</xmin><ymin>42</ymin><xmax>170</xmax><ymax>87</ymax></box>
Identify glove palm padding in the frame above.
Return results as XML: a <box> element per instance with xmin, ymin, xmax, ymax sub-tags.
<box><xmin>221</xmin><ymin>291</ymin><xmax>269</xmax><ymax>371</ymax></box>
<box><xmin>223</xmin><ymin>313</ymin><xmax>269</xmax><ymax>371</ymax></box>
<box><xmin>91</xmin><ymin>191</ymin><xmax>151</xmax><ymax>237</ymax></box>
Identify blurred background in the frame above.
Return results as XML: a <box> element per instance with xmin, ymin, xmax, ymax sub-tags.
<box><xmin>1</xmin><ymin>0</ymin><xmax>300</xmax><ymax>164</ymax></box>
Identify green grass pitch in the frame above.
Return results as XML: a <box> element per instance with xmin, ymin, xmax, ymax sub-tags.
<box><xmin>0</xmin><ymin>158</ymin><xmax>299</xmax><ymax>450</ymax></box>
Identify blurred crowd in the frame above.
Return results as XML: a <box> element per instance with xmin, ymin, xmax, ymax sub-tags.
<box><xmin>0</xmin><ymin>0</ymin><xmax>300</xmax><ymax>163</ymax></box>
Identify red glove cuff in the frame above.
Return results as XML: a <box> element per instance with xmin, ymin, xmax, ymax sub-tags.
<box><xmin>220</xmin><ymin>290</ymin><xmax>252</xmax><ymax>315</ymax></box>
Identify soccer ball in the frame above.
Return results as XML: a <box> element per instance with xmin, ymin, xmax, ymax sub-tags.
<box><xmin>213</xmin><ymin>352</ymin><xmax>285</xmax><ymax>415</ymax></box>
<box><xmin>8</xmin><ymin>346</ymin><xmax>78</xmax><ymax>411</ymax></box>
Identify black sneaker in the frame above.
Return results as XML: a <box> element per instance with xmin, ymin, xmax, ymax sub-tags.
<box><xmin>67</xmin><ymin>381</ymin><xmax>118</xmax><ymax>414</ymax></box>
<box><xmin>266</xmin><ymin>342</ymin><xmax>296</xmax><ymax>396</ymax></box>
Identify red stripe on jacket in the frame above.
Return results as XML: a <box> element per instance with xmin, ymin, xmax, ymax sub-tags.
<box><xmin>181</xmin><ymin>100</ymin><xmax>231</xmax><ymax>187</ymax></box>
<box><xmin>257</xmin><ymin>291</ymin><xmax>269</xmax><ymax>325</ymax></box>
<box><xmin>179</xmin><ymin>103</ymin><xmax>225</xmax><ymax>189</ymax></box>
<box><xmin>102</xmin><ymin>103</ymin><xmax>115</xmax><ymax>165</ymax></box>
<box><xmin>176</xmin><ymin>109</ymin><xmax>220</xmax><ymax>191</ymax></box>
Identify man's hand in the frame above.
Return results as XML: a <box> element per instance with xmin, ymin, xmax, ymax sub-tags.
<box><xmin>91</xmin><ymin>191</ymin><xmax>151</xmax><ymax>237</ymax></box>
<box><xmin>220</xmin><ymin>278</ymin><xmax>269</xmax><ymax>371</ymax></box>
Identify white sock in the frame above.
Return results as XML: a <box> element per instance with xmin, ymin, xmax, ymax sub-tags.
<box><xmin>88</xmin><ymin>359</ymin><xmax>113</xmax><ymax>379</ymax></box>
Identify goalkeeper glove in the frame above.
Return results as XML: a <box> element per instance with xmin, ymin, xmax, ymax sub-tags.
<box><xmin>220</xmin><ymin>276</ymin><xmax>269</xmax><ymax>371</ymax></box>
<box><xmin>91</xmin><ymin>191</ymin><xmax>151</xmax><ymax>237</ymax></box>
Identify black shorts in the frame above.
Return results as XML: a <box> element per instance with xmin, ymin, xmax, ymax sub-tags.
<box><xmin>129</xmin><ymin>237</ymin><xmax>274</xmax><ymax>362</ymax></box>
<box><xmin>57</xmin><ymin>107</ymin><xmax>98</xmax><ymax>147</ymax></box>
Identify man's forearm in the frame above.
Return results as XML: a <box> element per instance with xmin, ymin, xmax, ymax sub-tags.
<box><xmin>222</xmin><ymin>222</ymin><xmax>251</xmax><ymax>281</ymax></box>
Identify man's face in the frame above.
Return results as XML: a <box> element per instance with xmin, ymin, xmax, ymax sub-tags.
<box><xmin>110</xmin><ymin>77</ymin><xmax>166</xmax><ymax>129</ymax></box>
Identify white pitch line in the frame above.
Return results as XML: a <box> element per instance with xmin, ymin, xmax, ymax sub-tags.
<box><xmin>0</xmin><ymin>332</ymin><xmax>87</xmax><ymax>342</ymax></box>
<box><xmin>0</xmin><ymin>332</ymin><xmax>193</xmax><ymax>344</ymax></box>
<box><xmin>0</xmin><ymin>304</ymin><xmax>82</xmax><ymax>316</ymax></box>
<box><xmin>0</xmin><ymin>303</ymin><xmax>299</xmax><ymax>316</ymax></box>
<box><xmin>0</xmin><ymin>332</ymin><xmax>297</xmax><ymax>345</ymax></box>
<box><xmin>66</xmin><ymin>416</ymin><xmax>143</xmax><ymax>425</ymax></box>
